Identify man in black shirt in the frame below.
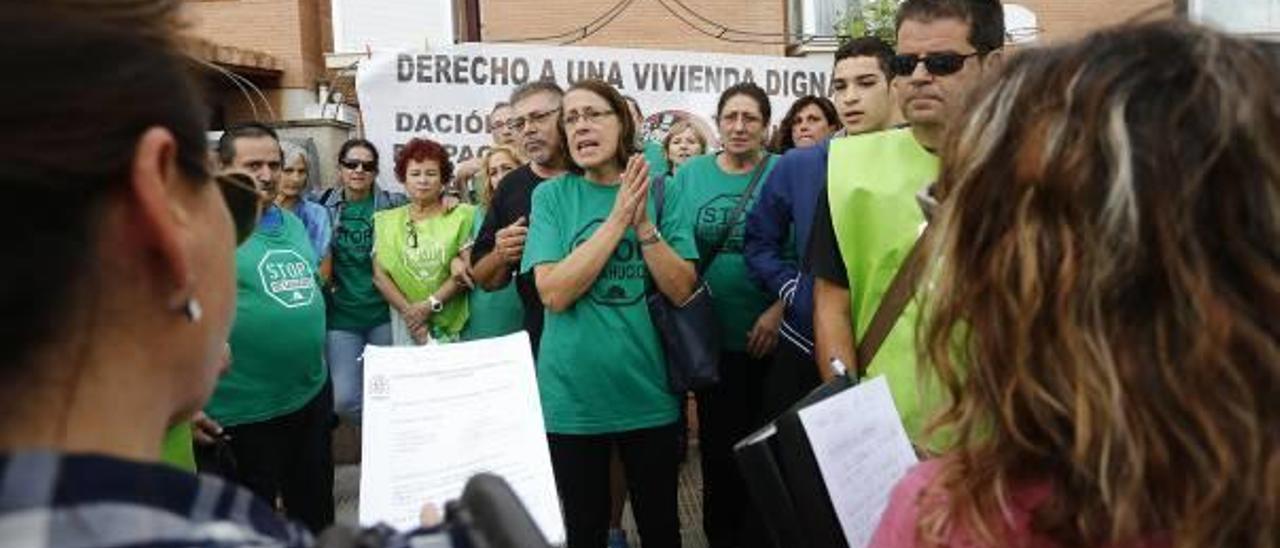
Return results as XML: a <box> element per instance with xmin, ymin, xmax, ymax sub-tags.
<box><xmin>471</xmin><ymin>81</ymin><xmax>571</xmax><ymax>356</ymax></box>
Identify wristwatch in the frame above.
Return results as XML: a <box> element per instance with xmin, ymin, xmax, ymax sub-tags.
<box><xmin>428</xmin><ymin>295</ymin><xmax>444</xmax><ymax>312</ymax></box>
<box><xmin>639</xmin><ymin>227</ymin><xmax>663</xmax><ymax>246</ymax></box>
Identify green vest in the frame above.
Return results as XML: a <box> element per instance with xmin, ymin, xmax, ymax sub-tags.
<box><xmin>160</xmin><ymin>423</ymin><xmax>195</xmax><ymax>472</ymax></box>
<box><xmin>827</xmin><ymin>127</ymin><xmax>939</xmax><ymax>441</ymax></box>
<box><xmin>372</xmin><ymin>204</ymin><xmax>476</xmax><ymax>338</ymax></box>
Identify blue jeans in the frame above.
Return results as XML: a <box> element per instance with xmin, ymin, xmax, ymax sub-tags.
<box><xmin>326</xmin><ymin>323</ymin><xmax>391</xmax><ymax>423</ymax></box>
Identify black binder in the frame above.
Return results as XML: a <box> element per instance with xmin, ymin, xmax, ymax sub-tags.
<box><xmin>737</xmin><ymin>216</ymin><xmax>934</xmax><ymax>548</ymax></box>
<box><xmin>734</xmin><ymin>374</ymin><xmax>856</xmax><ymax>548</ymax></box>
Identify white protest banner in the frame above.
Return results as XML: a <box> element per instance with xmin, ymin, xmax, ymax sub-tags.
<box><xmin>356</xmin><ymin>43</ymin><xmax>830</xmax><ymax>188</ymax></box>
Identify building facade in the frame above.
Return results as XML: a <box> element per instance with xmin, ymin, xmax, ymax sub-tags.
<box><xmin>185</xmin><ymin>0</ymin><xmax>1221</xmax><ymax>136</ymax></box>
<box><xmin>478</xmin><ymin>0</ymin><xmax>790</xmax><ymax>56</ymax></box>
<box><xmin>477</xmin><ymin>0</ymin><xmax>1176</xmax><ymax>57</ymax></box>
<box><xmin>186</xmin><ymin>0</ymin><xmax>334</xmax><ymax>124</ymax></box>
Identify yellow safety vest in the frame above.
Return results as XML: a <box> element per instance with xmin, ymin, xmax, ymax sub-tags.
<box><xmin>827</xmin><ymin>127</ymin><xmax>940</xmax><ymax>442</ymax></box>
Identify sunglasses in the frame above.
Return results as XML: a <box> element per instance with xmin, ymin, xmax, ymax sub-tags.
<box><xmin>341</xmin><ymin>159</ymin><xmax>378</xmax><ymax>172</ymax></box>
<box><xmin>889</xmin><ymin>52</ymin><xmax>981</xmax><ymax>77</ymax></box>
<box><xmin>216</xmin><ymin>172</ymin><xmax>263</xmax><ymax>245</ymax></box>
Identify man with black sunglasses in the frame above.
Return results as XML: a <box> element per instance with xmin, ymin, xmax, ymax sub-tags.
<box><xmin>805</xmin><ymin>0</ymin><xmax>1004</xmax><ymax>442</ymax></box>
<box><xmin>198</xmin><ymin>122</ymin><xmax>335</xmax><ymax>533</ymax></box>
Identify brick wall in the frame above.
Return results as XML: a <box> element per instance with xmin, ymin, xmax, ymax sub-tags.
<box><xmin>187</xmin><ymin>0</ymin><xmax>327</xmax><ymax>90</ymax></box>
<box><xmin>478</xmin><ymin>0</ymin><xmax>1176</xmax><ymax>57</ymax></box>
<box><xmin>1010</xmin><ymin>0</ymin><xmax>1175</xmax><ymax>43</ymax></box>
<box><xmin>478</xmin><ymin>0</ymin><xmax>789</xmax><ymax>56</ymax></box>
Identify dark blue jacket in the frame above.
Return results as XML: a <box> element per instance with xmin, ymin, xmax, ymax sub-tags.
<box><xmin>744</xmin><ymin>141</ymin><xmax>830</xmax><ymax>356</ymax></box>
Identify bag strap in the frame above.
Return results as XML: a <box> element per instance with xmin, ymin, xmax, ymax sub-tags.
<box><xmin>854</xmin><ymin>223</ymin><xmax>933</xmax><ymax>375</ymax></box>
<box><xmin>653</xmin><ymin>174</ymin><xmax>667</xmax><ymax>226</ymax></box>
<box><xmin>646</xmin><ymin>175</ymin><xmax>669</xmax><ymax>298</ymax></box>
<box><xmin>697</xmin><ymin>154</ymin><xmax>770</xmax><ymax>276</ymax></box>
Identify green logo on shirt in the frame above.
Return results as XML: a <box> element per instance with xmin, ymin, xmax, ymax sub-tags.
<box><xmin>572</xmin><ymin>220</ymin><xmax>646</xmax><ymax>307</ymax></box>
<box><xmin>257</xmin><ymin>249</ymin><xmax>317</xmax><ymax>308</ymax></box>
<box><xmin>696</xmin><ymin>193</ymin><xmax>752</xmax><ymax>255</ymax></box>
<box><xmin>333</xmin><ymin>217</ymin><xmax>372</xmax><ymax>268</ymax></box>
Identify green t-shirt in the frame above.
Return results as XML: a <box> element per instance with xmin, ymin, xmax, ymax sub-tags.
<box><xmin>330</xmin><ymin>195</ymin><xmax>390</xmax><ymax>330</ymax></box>
<box><xmin>206</xmin><ymin>209</ymin><xmax>327</xmax><ymax>427</ymax></box>
<box><xmin>521</xmin><ymin>173</ymin><xmax>698</xmax><ymax>434</ymax></box>
<box><xmin>670</xmin><ymin>153</ymin><xmax>777</xmax><ymax>352</ymax></box>
<box><xmin>373</xmin><ymin>204</ymin><xmax>476</xmax><ymax>338</ymax></box>
<box><xmin>642</xmin><ymin>139</ymin><xmax>670</xmax><ymax>178</ymax></box>
<box><xmin>461</xmin><ymin>209</ymin><xmax>525</xmax><ymax>340</ymax></box>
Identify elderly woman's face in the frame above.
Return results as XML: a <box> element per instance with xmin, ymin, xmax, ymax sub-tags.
<box><xmin>279</xmin><ymin>155</ymin><xmax>308</xmax><ymax>198</ymax></box>
<box><xmin>666</xmin><ymin>128</ymin><xmax>704</xmax><ymax>167</ymax></box>
<box><xmin>403</xmin><ymin>158</ymin><xmax>445</xmax><ymax>203</ymax></box>
<box><xmin>563</xmin><ymin>88</ymin><xmax>622</xmax><ymax>171</ymax></box>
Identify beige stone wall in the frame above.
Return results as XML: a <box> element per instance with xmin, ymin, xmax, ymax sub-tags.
<box><xmin>478</xmin><ymin>0</ymin><xmax>789</xmax><ymax>56</ymax></box>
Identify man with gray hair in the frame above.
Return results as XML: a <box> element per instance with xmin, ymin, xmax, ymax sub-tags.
<box><xmin>470</xmin><ymin>81</ymin><xmax>571</xmax><ymax>356</ymax></box>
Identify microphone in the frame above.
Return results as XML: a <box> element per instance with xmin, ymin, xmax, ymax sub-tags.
<box><xmin>447</xmin><ymin>473</ymin><xmax>552</xmax><ymax>548</ymax></box>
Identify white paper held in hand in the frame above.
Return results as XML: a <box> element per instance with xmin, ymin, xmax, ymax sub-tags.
<box><xmin>798</xmin><ymin>375</ymin><xmax>918</xmax><ymax>548</ymax></box>
<box><xmin>358</xmin><ymin>332</ymin><xmax>565</xmax><ymax>544</ymax></box>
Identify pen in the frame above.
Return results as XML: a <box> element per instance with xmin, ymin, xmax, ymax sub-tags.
<box><xmin>829</xmin><ymin>357</ymin><xmax>848</xmax><ymax>378</ymax></box>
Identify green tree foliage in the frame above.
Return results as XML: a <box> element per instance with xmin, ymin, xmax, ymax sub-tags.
<box><xmin>838</xmin><ymin>0</ymin><xmax>903</xmax><ymax>45</ymax></box>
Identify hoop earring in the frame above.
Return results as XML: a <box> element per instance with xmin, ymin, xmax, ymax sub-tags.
<box><xmin>184</xmin><ymin>297</ymin><xmax>203</xmax><ymax>323</ymax></box>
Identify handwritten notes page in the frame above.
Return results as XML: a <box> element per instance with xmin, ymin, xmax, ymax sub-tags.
<box><xmin>358</xmin><ymin>333</ymin><xmax>565</xmax><ymax>544</ymax></box>
<box><xmin>798</xmin><ymin>376</ymin><xmax>918</xmax><ymax>548</ymax></box>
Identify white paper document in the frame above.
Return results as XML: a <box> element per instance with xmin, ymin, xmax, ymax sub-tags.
<box><xmin>359</xmin><ymin>333</ymin><xmax>565</xmax><ymax>544</ymax></box>
<box><xmin>798</xmin><ymin>375</ymin><xmax>919</xmax><ymax>548</ymax></box>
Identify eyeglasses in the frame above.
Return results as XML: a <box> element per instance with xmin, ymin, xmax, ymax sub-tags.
<box><xmin>889</xmin><ymin>52</ymin><xmax>981</xmax><ymax>77</ymax></box>
<box><xmin>340</xmin><ymin>159</ymin><xmax>378</xmax><ymax>172</ymax></box>
<box><xmin>563</xmin><ymin>108</ymin><xmax>616</xmax><ymax>128</ymax></box>
<box><xmin>718</xmin><ymin>112</ymin><xmax>764</xmax><ymax>127</ymax></box>
<box><xmin>506</xmin><ymin>107</ymin><xmax>561</xmax><ymax>131</ymax></box>
<box><xmin>216</xmin><ymin>172</ymin><xmax>264</xmax><ymax>245</ymax></box>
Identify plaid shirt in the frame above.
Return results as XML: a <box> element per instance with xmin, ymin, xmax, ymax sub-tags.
<box><xmin>0</xmin><ymin>451</ymin><xmax>313</xmax><ymax>547</ymax></box>
<box><xmin>0</xmin><ymin>451</ymin><xmax>459</xmax><ymax>548</ymax></box>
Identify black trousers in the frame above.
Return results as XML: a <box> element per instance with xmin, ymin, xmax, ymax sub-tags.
<box><xmin>760</xmin><ymin>341</ymin><xmax>823</xmax><ymax>423</ymax></box>
<box><xmin>548</xmin><ymin>422</ymin><xmax>682</xmax><ymax>548</ymax></box>
<box><xmin>197</xmin><ymin>380</ymin><xmax>335</xmax><ymax>534</ymax></box>
<box><xmin>695</xmin><ymin>350</ymin><xmax>771</xmax><ymax>548</ymax></box>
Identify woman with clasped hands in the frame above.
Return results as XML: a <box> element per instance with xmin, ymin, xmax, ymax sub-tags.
<box><xmin>521</xmin><ymin>78</ymin><xmax>697</xmax><ymax>548</ymax></box>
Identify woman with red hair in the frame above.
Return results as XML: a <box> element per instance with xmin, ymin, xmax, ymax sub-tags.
<box><xmin>372</xmin><ymin>137</ymin><xmax>476</xmax><ymax>344</ymax></box>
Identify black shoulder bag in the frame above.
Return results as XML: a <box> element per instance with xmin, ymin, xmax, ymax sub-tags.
<box><xmin>647</xmin><ymin>155</ymin><xmax>771</xmax><ymax>393</ymax></box>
